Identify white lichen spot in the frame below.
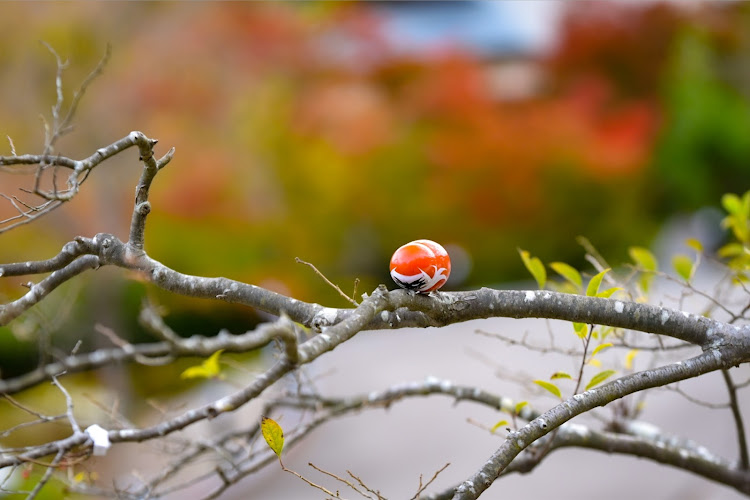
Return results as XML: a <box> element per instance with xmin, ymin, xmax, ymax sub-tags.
<box><xmin>682</xmin><ymin>311</ymin><xmax>690</xmax><ymax>318</ymax></box>
<box><xmin>500</xmin><ymin>397</ymin><xmax>514</xmax><ymax>412</ymax></box>
<box><xmin>441</xmin><ymin>380</ymin><xmax>454</xmax><ymax>392</ymax></box>
<box><xmin>660</xmin><ymin>310</ymin><xmax>669</xmax><ymax>325</ymax></box>
<box><xmin>524</xmin><ymin>291</ymin><xmax>536</xmax><ymax>302</ymax></box>
<box><xmin>542</xmin><ymin>292</ymin><xmax>551</xmax><ymax>299</ymax></box>
<box><xmin>380</xmin><ymin>310</ymin><xmax>389</xmax><ymax>322</ymax></box>
<box><xmin>214</xmin><ymin>398</ymin><xmax>235</xmax><ymax>413</ymax></box>
<box><xmin>319</xmin><ymin>307</ymin><xmax>338</xmax><ymax>324</ymax></box>
<box><xmin>230</xmin><ymin>282</ymin><xmax>239</xmax><ymax>292</ymax></box>
<box><xmin>627</xmin><ymin>420</ymin><xmax>661</xmax><ymax>440</ymax></box>
<box><xmin>118</xmin><ymin>428</ymin><xmax>137</xmax><ymax>439</ymax></box>
<box><xmin>695</xmin><ymin>445</ymin><xmax>716</xmax><ymax>463</ymax></box>
<box><xmin>25</xmin><ymin>262</ymin><xmax>31</xmax><ymax>268</ymax></box>
<box><xmin>614</xmin><ymin>301</ymin><xmax>624</xmax><ymax>313</ymax></box>
<box><xmin>537</xmin><ymin>418</ymin><xmax>547</xmax><ymax>429</ymax></box>
<box><xmin>318</xmin><ymin>333</ymin><xmax>331</xmax><ymax>343</ymax></box>
<box><xmin>89</xmin><ymin>350</ymin><xmax>109</xmax><ymax>363</ymax></box>
<box><xmin>516</xmin><ymin>438</ymin><xmax>525</xmax><ymax>448</ymax></box>
<box><xmin>0</xmin><ymin>268</ymin><xmax>5</xmax><ymax>278</ymax></box>
<box><xmin>425</xmin><ymin>375</ymin><xmax>440</xmax><ymax>386</ymax></box>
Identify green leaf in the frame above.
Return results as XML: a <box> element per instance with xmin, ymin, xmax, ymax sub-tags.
<box><xmin>672</xmin><ymin>254</ymin><xmax>695</xmax><ymax>282</ymax></box>
<box><xmin>628</xmin><ymin>247</ymin><xmax>657</xmax><ymax>272</ymax></box>
<box><xmin>490</xmin><ymin>420</ymin><xmax>509</xmax><ymax>433</ymax></box>
<box><xmin>686</xmin><ymin>238</ymin><xmax>703</xmax><ymax>253</ymax></box>
<box><xmin>534</xmin><ymin>380</ymin><xmax>561</xmax><ymax>399</ymax></box>
<box><xmin>519</xmin><ymin>249</ymin><xmax>546</xmax><ymax>289</ymax></box>
<box><xmin>550</xmin><ymin>371</ymin><xmax>572</xmax><ymax>380</ymax></box>
<box><xmin>590</xmin><ymin>343</ymin><xmax>613</xmax><ymax>357</ymax></box>
<box><xmin>261</xmin><ymin>417</ymin><xmax>285</xmax><ymax>460</ymax></box>
<box><xmin>514</xmin><ymin>401</ymin><xmax>528</xmax><ymax>415</ymax></box>
<box><xmin>718</xmin><ymin>243</ymin><xmax>745</xmax><ymax>258</ymax></box>
<box><xmin>572</xmin><ymin>322</ymin><xmax>588</xmax><ymax>338</ymax></box>
<box><xmin>585</xmin><ymin>369</ymin><xmax>616</xmax><ymax>390</ymax></box>
<box><xmin>722</xmin><ymin>193</ymin><xmax>743</xmax><ymax>215</ymax></box>
<box><xmin>586</xmin><ymin>268</ymin><xmax>610</xmax><ymax>297</ymax></box>
<box><xmin>722</xmin><ymin>192</ymin><xmax>750</xmax><ymax>243</ymax></box>
<box><xmin>181</xmin><ymin>350</ymin><xmax>225</xmax><ymax>380</ymax></box>
<box><xmin>549</xmin><ymin>262</ymin><xmax>582</xmax><ymax>290</ymax></box>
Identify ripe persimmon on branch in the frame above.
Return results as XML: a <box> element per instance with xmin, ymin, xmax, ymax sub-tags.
<box><xmin>1</xmin><ymin>50</ymin><xmax>750</xmax><ymax>500</ymax></box>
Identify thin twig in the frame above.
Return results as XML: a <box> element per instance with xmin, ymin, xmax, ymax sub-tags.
<box><xmin>51</xmin><ymin>376</ymin><xmax>81</xmax><ymax>434</ymax></box>
<box><xmin>307</xmin><ymin>462</ymin><xmax>372</xmax><ymax>498</ymax></box>
<box><xmin>26</xmin><ymin>448</ymin><xmax>64</xmax><ymax>500</ymax></box>
<box><xmin>722</xmin><ymin>369</ymin><xmax>749</xmax><ymax>469</ymax></box>
<box><xmin>348</xmin><ymin>470</ymin><xmax>385</xmax><ymax>499</ymax></box>
<box><xmin>282</xmin><ymin>463</ymin><xmax>340</xmax><ymax>498</ymax></box>
<box><xmin>296</xmin><ymin>257</ymin><xmax>359</xmax><ymax>306</ymax></box>
<box><xmin>411</xmin><ymin>463</ymin><xmax>450</xmax><ymax>500</ymax></box>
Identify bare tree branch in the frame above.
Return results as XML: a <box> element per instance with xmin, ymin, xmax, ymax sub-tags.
<box><xmin>451</xmin><ymin>348</ymin><xmax>743</xmax><ymax>499</ymax></box>
<box><xmin>2</xmin><ymin>53</ymin><xmax>750</xmax><ymax>498</ymax></box>
<box><xmin>722</xmin><ymin>369</ymin><xmax>750</xmax><ymax>470</ymax></box>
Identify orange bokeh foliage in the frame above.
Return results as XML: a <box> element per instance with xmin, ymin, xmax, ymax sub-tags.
<box><xmin>1</xmin><ymin>0</ymin><xmax>731</xmax><ymax>304</ymax></box>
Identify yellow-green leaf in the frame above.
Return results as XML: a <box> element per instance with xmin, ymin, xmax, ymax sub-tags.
<box><xmin>722</xmin><ymin>193</ymin><xmax>743</xmax><ymax>215</ymax></box>
<box><xmin>573</xmin><ymin>322</ymin><xmax>588</xmax><ymax>338</ymax></box>
<box><xmin>718</xmin><ymin>243</ymin><xmax>746</xmax><ymax>258</ymax></box>
<box><xmin>550</xmin><ymin>371</ymin><xmax>572</xmax><ymax>380</ymax></box>
<box><xmin>585</xmin><ymin>369</ymin><xmax>616</xmax><ymax>390</ymax></box>
<box><xmin>534</xmin><ymin>380</ymin><xmax>561</xmax><ymax>399</ymax></box>
<box><xmin>596</xmin><ymin>287</ymin><xmax>621</xmax><ymax>299</ymax></box>
<box><xmin>261</xmin><ymin>417</ymin><xmax>285</xmax><ymax>459</ymax></box>
<box><xmin>519</xmin><ymin>249</ymin><xmax>546</xmax><ymax>289</ymax></box>
<box><xmin>686</xmin><ymin>238</ymin><xmax>703</xmax><ymax>253</ymax></box>
<box><xmin>628</xmin><ymin>247</ymin><xmax>657</xmax><ymax>272</ymax></box>
<box><xmin>586</xmin><ymin>268</ymin><xmax>610</xmax><ymax>297</ymax></box>
<box><xmin>587</xmin><ymin>358</ymin><xmax>602</xmax><ymax>367</ymax></box>
<box><xmin>181</xmin><ymin>350</ymin><xmax>225</xmax><ymax>380</ymax></box>
<box><xmin>672</xmin><ymin>254</ymin><xmax>695</xmax><ymax>282</ymax></box>
<box><xmin>625</xmin><ymin>349</ymin><xmax>639</xmax><ymax>370</ymax></box>
<box><xmin>490</xmin><ymin>420</ymin><xmax>509</xmax><ymax>433</ymax></box>
<box><xmin>514</xmin><ymin>401</ymin><xmax>528</xmax><ymax>415</ymax></box>
<box><xmin>550</xmin><ymin>262</ymin><xmax>582</xmax><ymax>290</ymax></box>
<box><xmin>591</xmin><ymin>343</ymin><xmax>613</xmax><ymax>357</ymax></box>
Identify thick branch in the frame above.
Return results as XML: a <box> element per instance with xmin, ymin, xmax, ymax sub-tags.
<box><xmin>5</xmin><ymin>233</ymin><xmax>741</xmax><ymax>348</ymax></box>
<box><xmin>101</xmin><ymin>289</ymin><xmax>388</xmax><ymax>448</ymax></box>
<box><xmin>0</xmin><ymin>254</ymin><xmax>99</xmax><ymax>325</ymax></box>
<box><xmin>431</xmin><ymin>423</ymin><xmax>750</xmax><ymax>499</ymax></box>
<box><xmin>451</xmin><ymin>348</ymin><xmax>740</xmax><ymax>499</ymax></box>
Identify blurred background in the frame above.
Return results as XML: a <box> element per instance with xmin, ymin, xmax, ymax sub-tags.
<box><xmin>1</xmin><ymin>2</ymin><xmax>750</xmax><ymax>498</ymax></box>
